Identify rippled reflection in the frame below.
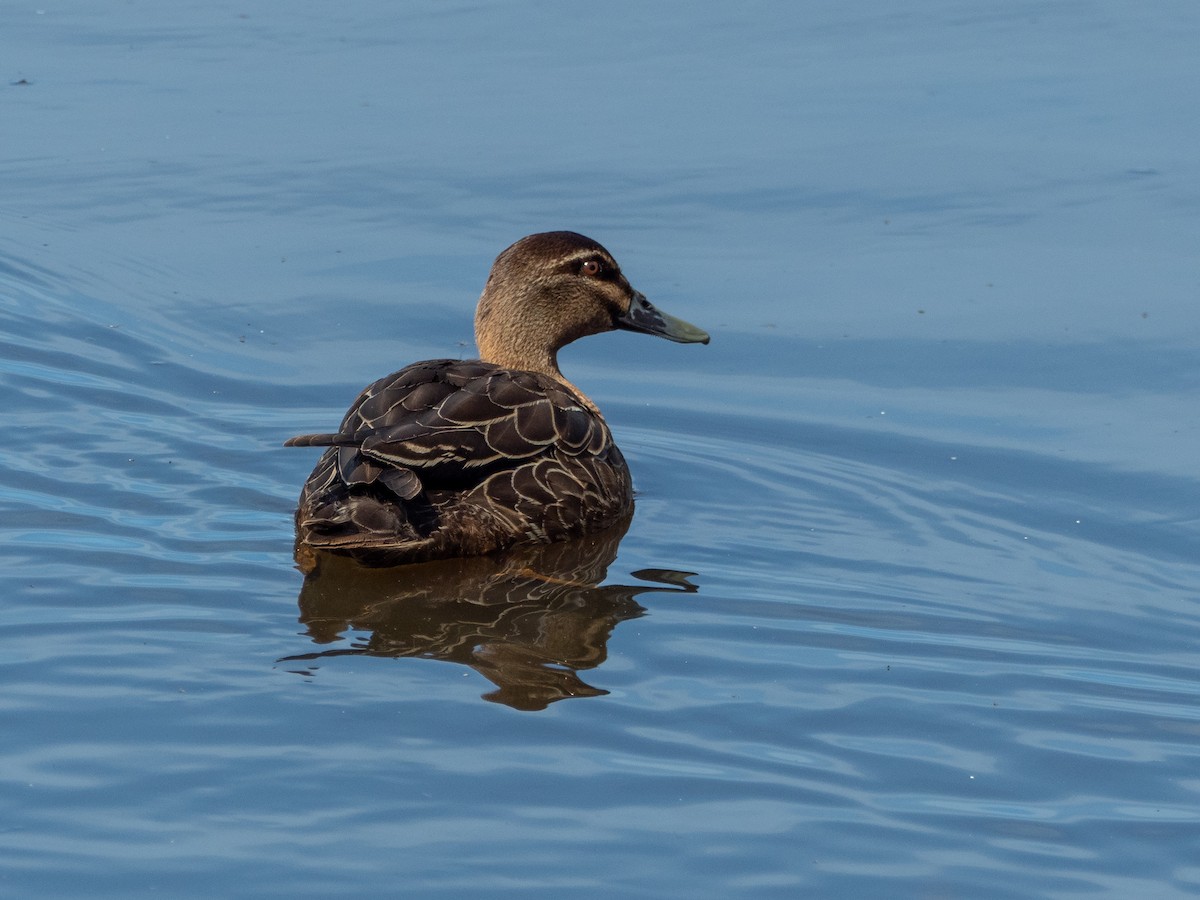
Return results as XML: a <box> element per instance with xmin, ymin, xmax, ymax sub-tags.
<box><xmin>281</xmin><ymin>518</ymin><xmax>698</xmax><ymax>710</ymax></box>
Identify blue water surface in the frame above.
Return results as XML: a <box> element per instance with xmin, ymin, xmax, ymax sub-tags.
<box><xmin>3</xmin><ymin>2</ymin><xmax>1199</xmax><ymax>897</ymax></box>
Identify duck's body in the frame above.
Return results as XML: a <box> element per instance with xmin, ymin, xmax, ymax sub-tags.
<box><xmin>286</xmin><ymin>232</ymin><xmax>707</xmax><ymax>565</ymax></box>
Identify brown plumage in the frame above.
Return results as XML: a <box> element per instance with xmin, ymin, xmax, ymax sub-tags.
<box><xmin>285</xmin><ymin>231</ymin><xmax>709</xmax><ymax>565</ymax></box>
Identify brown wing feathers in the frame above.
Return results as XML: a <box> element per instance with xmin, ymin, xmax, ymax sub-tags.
<box><xmin>288</xmin><ymin>360</ymin><xmax>609</xmax><ymax>504</ymax></box>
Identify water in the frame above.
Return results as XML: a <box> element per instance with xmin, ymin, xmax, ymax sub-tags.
<box><xmin>4</xmin><ymin>1</ymin><xmax>1200</xmax><ymax>896</ymax></box>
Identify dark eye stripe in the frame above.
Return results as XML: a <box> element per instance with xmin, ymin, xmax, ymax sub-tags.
<box><xmin>558</xmin><ymin>253</ymin><xmax>614</xmax><ymax>277</ymax></box>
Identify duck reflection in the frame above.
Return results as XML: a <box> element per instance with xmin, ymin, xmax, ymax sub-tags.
<box><xmin>281</xmin><ymin>518</ymin><xmax>698</xmax><ymax>711</ymax></box>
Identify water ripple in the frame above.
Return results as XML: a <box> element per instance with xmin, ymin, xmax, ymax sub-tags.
<box><xmin>5</xmin><ymin>219</ymin><xmax>1200</xmax><ymax>897</ymax></box>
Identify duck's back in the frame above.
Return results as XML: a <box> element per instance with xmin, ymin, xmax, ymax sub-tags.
<box><xmin>288</xmin><ymin>359</ymin><xmax>632</xmax><ymax>565</ymax></box>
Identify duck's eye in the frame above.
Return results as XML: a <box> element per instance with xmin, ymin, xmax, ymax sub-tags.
<box><xmin>580</xmin><ymin>259</ymin><xmax>603</xmax><ymax>277</ymax></box>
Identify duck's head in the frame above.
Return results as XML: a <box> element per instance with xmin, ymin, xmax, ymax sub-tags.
<box><xmin>475</xmin><ymin>231</ymin><xmax>709</xmax><ymax>379</ymax></box>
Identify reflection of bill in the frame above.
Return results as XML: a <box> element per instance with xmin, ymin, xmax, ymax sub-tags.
<box><xmin>279</xmin><ymin>518</ymin><xmax>699</xmax><ymax>711</ymax></box>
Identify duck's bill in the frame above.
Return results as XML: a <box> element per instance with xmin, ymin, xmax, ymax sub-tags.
<box><xmin>617</xmin><ymin>292</ymin><xmax>710</xmax><ymax>345</ymax></box>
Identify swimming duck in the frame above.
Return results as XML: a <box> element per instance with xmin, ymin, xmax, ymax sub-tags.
<box><xmin>285</xmin><ymin>231</ymin><xmax>709</xmax><ymax>565</ymax></box>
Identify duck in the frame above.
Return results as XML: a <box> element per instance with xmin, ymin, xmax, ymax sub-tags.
<box><xmin>284</xmin><ymin>231</ymin><xmax>709</xmax><ymax>565</ymax></box>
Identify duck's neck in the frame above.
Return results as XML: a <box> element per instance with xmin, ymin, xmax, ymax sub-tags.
<box><xmin>476</xmin><ymin>335</ymin><xmax>602</xmax><ymax>419</ymax></box>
